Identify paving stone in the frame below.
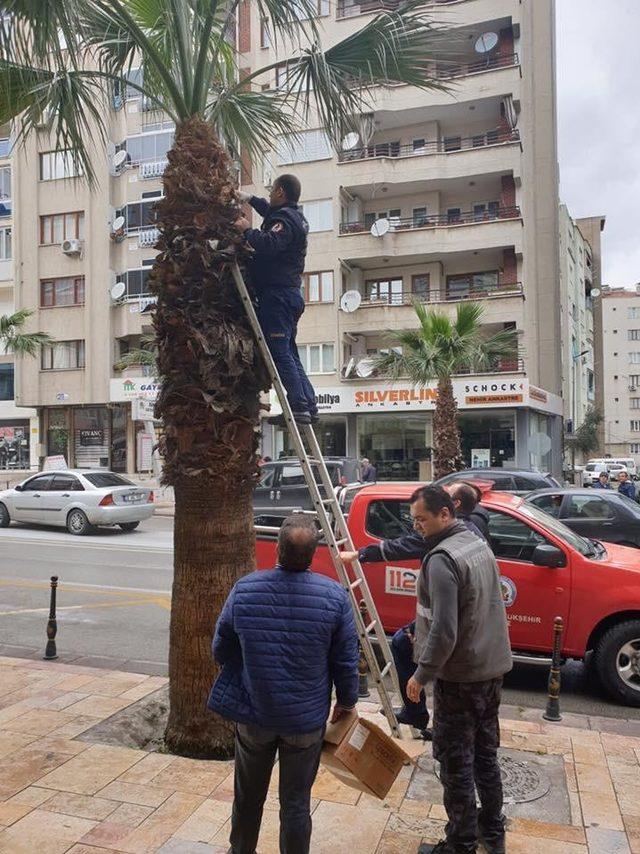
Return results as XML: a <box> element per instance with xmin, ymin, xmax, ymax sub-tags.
<box><xmin>586</xmin><ymin>826</ymin><xmax>631</xmax><ymax>853</ymax></box>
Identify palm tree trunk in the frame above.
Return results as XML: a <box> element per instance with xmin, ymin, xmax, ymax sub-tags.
<box><xmin>152</xmin><ymin>116</ymin><xmax>269</xmax><ymax>758</ymax></box>
<box><xmin>433</xmin><ymin>376</ymin><xmax>463</xmax><ymax>479</ymax></box>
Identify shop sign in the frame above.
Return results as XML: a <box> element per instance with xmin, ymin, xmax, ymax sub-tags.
<box><xmin>79</xmin><ymin>429</ymin><xmax>104</xmax><ymax>447</ymax></box>
<box><xmin>110</xmin><ymin>377</ymin><xmax>161</xmax><ymax>401</ymax></box>
<box><xmin>131</xmin><ymin>398</ymin><xmax>156</xmax><ymax>421</ymax></box>
<box><xmin>43</xmin><ymin>455</ymin><xmax>67</xmax><ymax>471</ymax></box>
<box><xmin>471</xmin><ymin>449</ymin><xmax>491</xmax><ymax>468</ymax></box>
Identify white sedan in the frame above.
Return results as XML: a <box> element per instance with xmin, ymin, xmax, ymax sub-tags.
<box><xmin>0</xmin><ymin>470</ymin><xmax>155</xmax><ymax>535</ymax></box>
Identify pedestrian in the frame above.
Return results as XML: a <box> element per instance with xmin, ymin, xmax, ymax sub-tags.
<box><xmin>404</xmin><ymin>486</ymin><xmax>511</xmax><ymax>854</ymax></box>
<box><xmin>235</xmin><ymin>176</ymin><xmax>318</xmax><ymax>426</ymax></box>
<box><xmin>448</xmin><ymin>481</ymin><xmax>491</xmax><ymax>540</ymax></box>
<box><xmin>617</xmin><ymin>470</ymin><xmax>636</xmax><ymax>501</ymax></box>
<box><xmin>340</xmin><ymin>484</ymin><xmax>489</xmax><ymax>736</ymax></box>
<box><xmin>208</xmin><ymin>514</ymin><xmax>359</xmax><ymax>854</ymax></box>
<box><xmin>594</xmin><ymin>470</ymin><xmax>611</xmax><ymax>490</ymax></box>
<box><xmin>361</xmin><ymin>457</ymin><xmax>377</xmax><ymax>482</ymax></box>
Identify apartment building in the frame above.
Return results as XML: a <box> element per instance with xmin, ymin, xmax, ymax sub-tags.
<box><xmin>0</xmin><ymin>126</ymin><xmax>38</xmax><ymax>473</ymax></box>
<box><xmin>13</xmin><ymin>0</ymin><xmax>563</xmax><ymax>478</ymax></box>
<box><xmin>558</xmin><ymin>205</ymin><xmax>600</xmax><ymax>456</ymax></box>
<box><xmin>601</xmin><ymin>286</ymin><xmax>640</xmax><ymax>466</ymax></box>
<box><xmin>244</xmin><ymin>0</ymin><xmax>563</xmax><ymax>477</ymax></box>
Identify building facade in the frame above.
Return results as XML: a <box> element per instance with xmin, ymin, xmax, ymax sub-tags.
<box><xmin>243</xmin><ymin>0</ymin><xmax>563</xmax><ymax>477</ymax></box>
<box><xmin>0</xmin><ymin>125</ymin><xmax>38</xmax><ymax>473</ymax></box>
<box><xmin>601</xmin><ymin>286</ymin><xmax>640</xmax><ymax>466</ymax></box>
<box><xmin>13</xmin><ymin>0</ymin><xmax>563</xmax><ymax>478</ymax></box>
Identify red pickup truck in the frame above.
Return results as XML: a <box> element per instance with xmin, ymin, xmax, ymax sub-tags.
<box><xmin>256</xmin><ymin>484</ymin><xmax>640</xmax><ymax>707</ymax></box>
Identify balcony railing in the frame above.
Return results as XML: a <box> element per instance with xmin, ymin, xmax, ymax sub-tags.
<box><xmin>354</xmin><ymin>282</ymin><xmax>523</xmax><ymax>308</ymax></box>
<box><xmin>339</xmin><ymin>206</ymin><xmax>521</xmax><ymax>235</ymax></box>
<box><xmin>338</xmin><ymin>130</ymin><xmax>519</xmax><ymax>163</ymax></box>
<box><xmin>341</xmin><ymin>357</ymin><xmax>525</xmax><ymax>380</ymax></box>
<box><xmin>0</xmin><ymin>198</ymin><xmax>11</xmax><ymax>218</ymax></box>
<box><xmin>337</xmin><ymin>0</ymin><xmax>456</xmax><ymax>18</ymax></box>
<box><xmin>138</xmin><ymin>159</ymin><xmax>168</xmax><ymax>179</ymax></box>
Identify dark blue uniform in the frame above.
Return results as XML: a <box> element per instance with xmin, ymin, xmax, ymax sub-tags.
<box><xmin>244</xmin><ymin>196</ymin><xmax>317</xmax><ymax>418</ymax></box>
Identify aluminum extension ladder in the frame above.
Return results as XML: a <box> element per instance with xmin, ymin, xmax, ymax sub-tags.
<box><xmin>230</xmin><ymin>262</ymin><xmax>402</xmax><ymax>738</ymax></box>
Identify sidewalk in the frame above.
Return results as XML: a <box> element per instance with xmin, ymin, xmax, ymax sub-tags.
<box><xmin>0</xmin><ymin>657</ymin><xmax>639</xmax><ymax>854</ymax></box>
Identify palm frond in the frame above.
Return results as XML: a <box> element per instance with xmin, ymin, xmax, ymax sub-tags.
<box><xmin>208</xmin><ymin>88</ymin><xmax>298</xmax><ymax>162</ymax></box>
<box><xmin>0</xmin><ymin>310</ymin><xmax>53</xmax><ymax>356</ymax></box>
<box><xmin>454</xmin><ymin>301</ymin><xmax>485</xmax><ymax>338</ymax></box>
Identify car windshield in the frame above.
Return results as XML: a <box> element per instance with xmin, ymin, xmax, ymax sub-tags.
<box><xmin>83</xmin><ymin>473</ymin><xmax>135</xmax><ymax>488</ymax></box>
<box><xmin>515</xmin><ymin>501</ymin><xmax>595</xmax><ymax>557</ymax></box>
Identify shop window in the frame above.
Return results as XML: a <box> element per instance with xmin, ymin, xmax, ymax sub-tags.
<box><xmin>40</xmin><ymin>211</ymin><xmax>84</xmax><ymax>244</ymax></box>
<box><xmin>0</xmin><ymin>363</ymin><xmax>14</xmax><ymax>400</ymax></box>
<box><xmin>486</xmin><ymin>509</ymin><xmax>547</xmax><ymax>562</ymax></box>
<box><xmin>365</xmin><ymin>499</ymin><xmax>413</xmax><ymax>540</ymax></box>
<box><xmin>0</xmin><ymin>420</ymin><xmax>29</xmax><ymax>469</ymax></box>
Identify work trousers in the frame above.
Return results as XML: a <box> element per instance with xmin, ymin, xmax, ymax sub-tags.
<box><xmin>432</xmin><ymin>677</ymin><xmax>505</xmax><ymax>853</ymax></box>
<box><xmin>391</xmin><ymin>620</ymin><xmax>429</xmax><ymax>726</ymax></box>
<box><xmin>229</xmin><ymin>722</ymin><xmax>324</xmax><ymax>854</ymax></box>
<box><xmin>257</xmin><ymin>288</ymin><xmax>317</xmax><ymax>415</ymax></box>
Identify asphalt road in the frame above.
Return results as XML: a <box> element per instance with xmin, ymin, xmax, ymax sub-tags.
<box><xmin>1</xmin><ymin>516</ymin><xmax>639</xmax><ymax>721</ymax></box>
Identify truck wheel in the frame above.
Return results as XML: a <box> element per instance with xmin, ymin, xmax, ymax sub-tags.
<box><xmin>594</xmin><ymin>621</ymin><xmax>640</xmax><ymax>706</ymax></box>
<box><xmin>67</xmin><ymin>509</ymin><xmax>92</xmax><ymax>536</ymax></box>
<box><xmin>0</xmin><ymin>502</ymin><xmax>9</xmax><ymax>527</ymax></box>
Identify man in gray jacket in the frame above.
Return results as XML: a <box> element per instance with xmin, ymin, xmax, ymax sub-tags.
<box><xmin>405</xmin><ymin>486</ymin><xmax>512</xmax><ymax>854</ymax></box>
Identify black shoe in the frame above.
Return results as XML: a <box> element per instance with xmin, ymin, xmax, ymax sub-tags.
<box><xmin>381</xmin><ymin>706</ymin><xmax>429</xmax><ymax>730</ymax></box>
<box><xmin>479</xmin><ymin>836</ymin><xmax>505</xmax><ymax>854</ymax></box>
<box><xmin>417</xmin><ymin>841</ymin><xmax>455</xmax><ymax>854</ymax></box>
<box><xmin>267</xmin><ymin>411</ymin><xmax>312</xmax><ymax>427</ymax></box>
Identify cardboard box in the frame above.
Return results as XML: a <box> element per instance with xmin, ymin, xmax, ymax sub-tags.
<box><xmin>321</xmin><ymin>711</ymin><xmax>427</xmax><ymax>800</ymax></box>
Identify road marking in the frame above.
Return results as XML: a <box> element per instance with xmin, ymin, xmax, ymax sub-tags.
<box><xmin>0</xmin><ymin>598</ymin><xmax>168</xmax><ymax>616</ymax></box>
<box><xmin>0</xmin><ymin>578</ymin><xmax>172</xmax><ymax>596</ymax></box>
<box><xmin>0</xmin><ymin>531</ymin><xmax>171</xmax><ymax>554</ymax></box>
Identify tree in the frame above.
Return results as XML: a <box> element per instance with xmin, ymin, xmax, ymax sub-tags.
<box><xmin>376</xmin><ymin>302</ymin><xmax>519</xmax><ymax>479</ymax></box>
<box><xmin>0</xmin><ymin>0</ymin><xmax>449</xmax><ymax>756</ymax></box>
<box><xmin>565</xmin><ymin>406</ymin><xmax>603</xmax><ymax>475</ymax></box>
<box><xmin>0</xmin><ymin>309</ymin><xmax>52</xmax><ymax>355</ymax></box>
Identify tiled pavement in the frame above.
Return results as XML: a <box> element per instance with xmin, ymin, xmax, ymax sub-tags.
<box><xmin>1</xmin><ymin>657</ymin><xmax>640</xmax><ymax>853</ymax></box>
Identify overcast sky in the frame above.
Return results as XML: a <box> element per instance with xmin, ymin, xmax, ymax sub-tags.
<box><xmin>556</xmin><ymin>0</ymin><xmax>640</xmax><ymax>288</ymax></box>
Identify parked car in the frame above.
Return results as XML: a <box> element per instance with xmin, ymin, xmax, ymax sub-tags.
<box><xmin>526</xmin><ymin>488</ymin><xmax>640</xmax><ymax>548</ymax></box>
<box><xmin>0</xmin><ymin>470</ymin><xmax>154</xmax><ymax>535</ymax></box>
<box><xmin>434</xmin><ymin>468</ymin><xmax>560</xmax><ymax>495</ymax></box>
<box><xmin>253</xmin><ymin>456</ymin><xmax>361</xmax><ymax>523</ymax></box>
<box><xmin>582</xmin><ymin>461</ymin><xmax>628</xmax><ymax>486</ymax></box>
<box><xmin>256</xmin><ymin>483</ymin><xmax>640</xmax><ymax>706</ymax></box>
<box><xmin>588</xmin><ymin>457</ymin><xmax>638</xmax><ymax>480</ymax></box>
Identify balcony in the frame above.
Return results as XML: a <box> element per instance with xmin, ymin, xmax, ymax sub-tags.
<box><xmin>338</xmin><ymin>130</ymin><xmax>520</xmax><ymax>164</ymax></box>
<box><xmin>337</xmin><ymin>0</ymin><xmax>456</xmax><ymax>18</ymax></box>
<box><xmin>357</xmin><ymin>281</ymin><xmax>523</xmax><ymax>308</ymax></box>
<box><xmin>341</xmin><ymin>354</ymin><xmax>525</xmax><ymax>380</ymax></box>
<box><xmin>340</xmin><ymin>206</ymin><xmax>520</xmax><ymax>236</ymax></box>
<box><xmin>138</xmin><ymin>159</ymin><xmax>168</xmax><ymax>179</ymax></box>
<box><xmin>0</xmin><ymin>197</ymin><xmax>11</xmax><ymax>218</ymax></box>
<box><xmin>128</xmin><ymin>226</ymin><xmax>160</xmax><ymax>247</ymax></box>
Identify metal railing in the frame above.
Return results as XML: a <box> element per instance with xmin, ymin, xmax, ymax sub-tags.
<box><xmin>341</xmin><ymin>357</ymin><xmax>525</xmax><ymax>379</ymax></box>
<box><xmin>337</xmin><ymin>0</ymin><xmax>457</xmax><ymax>18</ymax></box>
<box><xmin>338</xmin><ymin>130</ymin><xmax>519</xmax><ymax>163</ymax></box>
<box><xmin>339</xmin><ymin>206</ymin><xmax>521</xmax><ymax>235</ymax></box>
<box><xmin>355</xmin><ymin>282</ymin><xmax>524</xmax><ymax>308</ymax></box>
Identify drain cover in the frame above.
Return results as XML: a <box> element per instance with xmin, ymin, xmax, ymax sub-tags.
<box><xmin>435</xmin><ymin>753</ymin><xmax>550</xmax><ymax>804</ymax></box>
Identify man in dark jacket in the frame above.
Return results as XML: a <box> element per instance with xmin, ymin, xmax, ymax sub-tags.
<box><xmin>617</xmin><ymin>470</ymin><xmax>637</xmax><ymax>501</ymax></box>
<box><xmin>235</xmin><ymin>175</ymin><xmax>317</xmax><ymax>426</ymax></box>
<box><xmin>208</xmin><ymin>514</ymin><xmax>358</xmax><ymax>854</ymax></box>
<box><xmin>407</xmin><ymin>486</ymin><xmax>512</xmax><ymax>854</ymax></box>
<box><xmin>361</xmin><ymin>457</ymin><xmax>377</xmax><ymax>482</ymax></box>
<box><xmin>340</xmin><ymin>483</ymin><xmax>489</xmax><ymax>732</ymax></box>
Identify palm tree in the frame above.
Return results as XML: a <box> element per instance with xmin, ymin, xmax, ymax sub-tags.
<box><xmin>114</xmin><ymin>334</ymin><xmax>157</xmax><ymax>373</ymax></box>
<box><xmin>376</xmin><ymin>302</ymin><xmax>519</xmax><ymax>479</ymax></box>
<box><xmin>0</xmin><ymin>309</ymin><xmax>52</xmax><ymax>355</ymax></box>
<box><xmin>0</xmin><ymin>0</ymin><xmax>448</xmax><ymax>757</ymax></box>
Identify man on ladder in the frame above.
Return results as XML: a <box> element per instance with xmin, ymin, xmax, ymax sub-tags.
<box><xmin>235</xmin><ymin>175</ymin><xmax>318</xmax><ymax>427</ymax></box>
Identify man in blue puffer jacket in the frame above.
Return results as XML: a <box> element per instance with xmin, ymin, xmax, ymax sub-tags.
<box><xmin>208</xmin><ymin>514</ymin><xmax>359</xmax><ymax>854</ymax></box>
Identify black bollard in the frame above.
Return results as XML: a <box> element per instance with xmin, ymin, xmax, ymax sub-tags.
<box><xmin>358</xmin><ymin>600</ymin><xmax>370</xmax><ymax>698</ymax></box>
<box><xmin>543</xmin><ymin>616</ymin><xmax>563</xmax><ymax>722</ymax></box>
<box><xmin>43</xmin><ymin>576</ymin><xmax>59</xmax><ymax>661</ymax></box>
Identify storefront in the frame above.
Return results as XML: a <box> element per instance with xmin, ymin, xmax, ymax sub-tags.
<box><xmin>0</xmin><ymin>418</ymin><xmax>31</xmax><ymax>470</ymax></box>
<box><xmin>264</xmin><ymin>376</ymin><xmax>564</xmax><ymax>479</ymax></box>
<box><xmin>43</xmin><ymin>404</ymin><xmax>132</xmax><ymax>471</ymax></box>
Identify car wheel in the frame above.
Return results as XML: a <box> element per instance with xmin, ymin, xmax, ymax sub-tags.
<box><xmin>594</xmin><ymin>620</ymin><xmax>640</xmax><ymax>706</ymax></box>
<box><xmin>66</xmin><ymin>508</ymin><xmax>92</xmax><ymax>536</ymax></box>
<box><xmin>0</xmin><ymin>502</ymin><xmax>10</xmax><ymax>527</ymax></box>
<box><xmin>119</xmin><ymin>522</ymin><xmax>139</xmax><ymax>532</ymax></box>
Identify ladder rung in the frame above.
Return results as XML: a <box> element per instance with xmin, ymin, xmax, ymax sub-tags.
<box><xmin>364</xmin><ymin>619</ymin><xmax>377</xmax><ymax>634</ymax></box>
<box><xmin>322</xmin><ymin>498</ymin><xmax>335</xmax><ymax>505</ymax></box>
<box><xmin>379</xmin><ymin>661</ymin><xmax>393</xmax><ymax>678</ymax></box>
<box><xmin>350</xmin><ymin>578</ymin><xmax>363</xmax><ymax>590</ymax></box>
<box><xmin>334</xmin><ymin>538</ymin><xmax>348</xmax><ymax>547</ymax></box>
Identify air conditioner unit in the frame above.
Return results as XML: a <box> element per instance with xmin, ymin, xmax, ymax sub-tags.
<box><xmin>61</xmin><ymin>238</ymin><xmax>83</xmax><ymax>256</ymax></box>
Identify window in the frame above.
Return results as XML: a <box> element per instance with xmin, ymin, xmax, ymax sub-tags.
<box><xmin>279</xmin><ymin>464</ymin><xmax>307</xmax><ymax>486</ymax></box>
<box><xmin>298</xmin><ymin>343</ymin><xmax>334</xmax><ymax>374</ymax></box>
<box><xmin>412</xmin><ymin>275</ymin><xmax>430</xmax><ymax>300</ymax></box>
<box><xmin>630</xmin><ymin>443</ymin><xmax>640</xmax><ymax>454</ymax></box>
<box><xmin>22</xmin><ymin>474</ymin><xmax>54</xmax><ymax>492</ymax></box>
<box><xmin>0</xmin><ymin>363</ymin><xmax>14</xmax><ymax>401</ymax></box>
<box><xmin>630</xmin><ymin>353</ymin><xmax>640</xmax><ymax>364</ymax></box>
<box><xmin>123</xmin><ymin>200</ymin><xmax>160</xmax><ymax>231</ymax></box>
<box><xmin>629</xmin><ymin>307</ymin><xmax>640</xmax><ymax>320</ymax></box>
<box><xmin>365</xmin><ymin>499</ymin><xmax>413</xmax><ymax>540</ymax></box>
<box><xmin>290</xmin><ymin>0</ymin><xmax>329</xmax><ymax>19</ymax></box>
<box><xmin>51</xmin><ymin>474</ymin><xmax>84</xmax><ymax>491</ymax></box>
<box><xmin>630</xmin><ymin>330</ymin><xmax>640</xmax><ymax>341</ymax></box>
<box><xmin>528</xmin><ymin>493</ymin><xmax>562</xmax><ymax>519</ymax></box>
<box><xmin>257</xmin><ymin>465</ymin><xmax>276</xmax><ymax>488</ymax></box>
<box><xmin>630</xmin><ymin>375</ymin><xmax>640</xmax><ymax>387</ymax></box>
<box><xmin>126</xmin><ymin>130</ymin><xmax>174</xmax><ymax>164</ymax></box>
<box><xmin>0</xmin><ymin>137</ymin><xmax>9</xmax><ymax>158</ymax></box>
<box><xmin>565</xmin><ymin>495</ymin><xmax>615</xmax><ymax>520</ymax></box>
<box><xmin>0</xmin><ymin>166</ymin><xmax>10</xmax><ymax>214</ymax></box>
<box><xmin>412</xmin><ymin>138</ymin><xmax>426</xmax><ymax>152</ymax></box>
<box><xmin>486</xmin><ymin>510</ymin><xmax>547</xmax><ymax>561</ymax></box>
<box><xmin>632</xmin><ymin>421</ymin><xmax>640</xmax><ymax>432</ymax></box>
<box><xmin>473</xmin><ymin>201</ymin><xmax>500</xmax><ymax>221</ymax></box>
<box><xmin>447</xmin><ymin>207</ymin><xmax>461</xmax><ymax>223</ymax></box>
<box><xmin>632</xmin><ymin>399</ymin><xmax>640</xmax><ymax>410</ymax></box>
<box><xmin>472</xmin><ymin>134</ymin><xmax>485</xmax><ymax>148</ymax></box>
<box><xmin>124</xmin><ymin>68</ymin><xmax>144</xmax><ymax>99</ymax></box>
<box><xmin>40</xmin><ymin>212</ymin><xmax>84</xmax><ymax>244</ymax></box>
<box><xmin>303</xmin><ymin>270</ymin><xmax>333</xmax><ymax>303</ymax></box>
<box><xmin>122</xmin><ymin>268</ymin><xmax>153</xmax><ymax>298</ymax></box>
<box><xmin>444</xmin><ymin>136</ymin><xmax>461</xmax><ymax>152</ymax></box>
<box><xmin>447</xmin><ymin>271</ymin><xmax>499</xmax><ymax>300</ymax></box>
<box><xmin>83</xmin><ymin>473</ymin><xmax>134</xmax><ymax>487</ymax></box>
<box><xmin>277</xmin><ymin>130</ymin><xmax>331</xmax><ymax>165</ymax></box>
<box><xmin>300</xmin><ymin>199</ymin><xmax>332</xmax><ymax>232</ymax></box>
<box><xmin>39</xmin><ymin>150</ymin><xmax>82</xmax><ymax>181</ymax></box>
<box><xmin>41</xmin><ymin>340</ymin><xmax>85</xmax><ymax>371</ymax></box>
<box><xmin>0</xmin><ymin>226</ymin><xmax>10</xmax><ymax>259</ymax></box>
<box><xmin>40</xmin><ymin>276</ymin><xmax>85</xmax><ymax>307</ymax></box>
<box><xmin>260</xmin><ymin>17</ymin><xmax>271</xmax><ymax>48</ymax></box>
<box><xmin>412</xmin><ymin>207</ymin><xmax>428</xmax><ymax>228</ymax></box>
<box><xmin>367</xmin><ymin>278</ymin><xmax>403</xmax><ymax>305</ymax></box>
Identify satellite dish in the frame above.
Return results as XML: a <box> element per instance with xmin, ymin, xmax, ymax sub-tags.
<box><xmin>590</xmin><ymin>288</ymin><xmax>601</xmax><ymax>298</ymax></box>
<box><xmin>370</xmin><ymin>217</ymin><xmax>390</xmax><ymax>238</ymax></box>
<box><xmin>474</xmin><ymin>31</ymin><xmax>499</xmax><ymax>53</ymax></box>
<box><xmin>112</xmin><ymin>149</ymin><xmax>128</xmax><ymax>171</ymax></box>
<box><xmin>341</xmin><ymin>132</ymin><xmax>360</xmax><ymax>151</ymax></box>
<box><xmin>340</xmin><ymin>290</ymin><xmax>362</xmax><ymax>313</ymax></box>
<box><xmin>343</xmin><ymin>357</ymin><xmax>356</xmax><ymax>378</ymax></box>
<box><xmin>356</xmin><ymin>359</ymin><xmax>376</xmax><ymax>378</ymax></box>
<box><xmin>112</xmin><ymin>215</ymin><xmax>125</xmax><ymax>233</ymax></box>
<box><xmin>110</xmin><ymin>281</ymin><xmax>126</xmax><ymax>301</ymax></box>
